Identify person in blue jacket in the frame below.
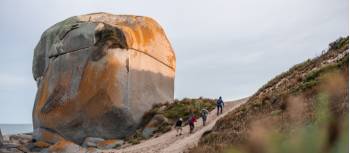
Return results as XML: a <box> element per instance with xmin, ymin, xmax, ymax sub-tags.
<box><xmin>216</xmin><ymin>96</ymin><xmax>224</xmax><ymax>115</ymax></box>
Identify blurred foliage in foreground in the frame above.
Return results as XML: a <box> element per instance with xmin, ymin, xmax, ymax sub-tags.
<box><xmin>225</xmin><ymin>92</ymin><xmax>348</xmax><ymax>153</ymax></box>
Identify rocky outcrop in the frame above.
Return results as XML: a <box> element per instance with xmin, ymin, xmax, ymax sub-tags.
<box><xmin>32</xmin><ymin>12</ymin><xmax>176</xmax><ymax>144</ymax></box>
<box><xmin>0</xmin><ymin>129</ymin><xmax>3</xmax><ymax>146</ymax></box>
<box><xmin>0</xmin><ymin>132</ymin><xmax>127</xmax><ymax>152</ymax></box>
<box><xmin>0</xmin><ymin>133</ymin><xmax>32</xmax><ymax>153</ymax></box>
<box><xmin>142</xmin><ymin>114</ymin><xmax>170</xmax><ymax>138</ymax></box>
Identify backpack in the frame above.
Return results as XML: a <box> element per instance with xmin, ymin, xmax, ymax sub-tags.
<box><xmin>217</xmin><ymin>99</ymin><xmax>224</xmax><ymax>106</ymax></box>
<box><xmin>201</xmin><ymin>110</ymin><xmax>208</xmax><ymax>117</ymax></box>
<box><xmin>176</xmin><ymin>120</ymin><xmax>182</xmax><ymax>127</ymax></box>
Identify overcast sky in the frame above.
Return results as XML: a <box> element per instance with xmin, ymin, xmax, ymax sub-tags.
<box><xmin>0</xmin><ymin>0</ymin><xmax>348</xmax><ymax>123</ymax></box>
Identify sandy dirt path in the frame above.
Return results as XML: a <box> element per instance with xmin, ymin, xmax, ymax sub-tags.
<box><xmin>109</xmin><ymin>98</ymin><xmax>247</xmax><ymax>153</ymax></box>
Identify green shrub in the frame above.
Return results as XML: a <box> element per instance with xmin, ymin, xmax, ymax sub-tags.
<box><xmin>161</xmin><ymin>98</ymin><xmax>216</xmax><ymax>122</ymax></box>
<box><xmin>127</xmin><ymin>98</ymin><xmax>217</xmax><ymax>144</ymax></box>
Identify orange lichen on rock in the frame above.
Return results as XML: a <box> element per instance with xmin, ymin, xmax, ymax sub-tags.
<box><xmin>32</xmin><ymin>12</ymin><xmax>176</xmax><ymax>144</ymax></box>
<box><xmin>34</xmin><ymin>141</ymin><xmax>51</xmax><ymax>148</ymax></box>
<box><xmin>48</xmin><ymin>140</ymin><xmax>83</xmax><ymax>153</ymax></box>
<box><xmin>33</xmin><ymin>128</ymin><xmax>65</xmax><ymax>144</ymax></box>
<box><xmin>78</xmin><ymin>13</ymin><xmax>176</xmax><ymax>70</ymax></box>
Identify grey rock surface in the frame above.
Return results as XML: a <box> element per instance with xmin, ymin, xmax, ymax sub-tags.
<box><xmin>32</xmin><ymin>12</ymin><xmax>176</xmax><ymax>144</ymax></box>
<box><xmin>48</xmin><ymin>140</ymin><xmax>86</xmax><ymax>153</ymax></box>
<box><xmin>82</xmin><ymin>137</ymin><xmax>104</xmax><ymax>148</ymax></box>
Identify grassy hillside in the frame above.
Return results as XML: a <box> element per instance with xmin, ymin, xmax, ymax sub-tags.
<box><xmin>190</xmin><ymin>37</ymin><xmax>349</xmax><ymax>153</ymax></box>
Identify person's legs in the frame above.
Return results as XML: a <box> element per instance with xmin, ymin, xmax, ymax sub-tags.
<box><xmin>220</xmin><ymin>105</ymin><xmax>223</xmax><ymax>114</ymax></box>
<box><xmin>217</xmin><ymin>106</ymin><xmax>219</xmax><ymax>115</ymax></box>
<box><xmin>189</xmin><ymin>124</ymin><xmax>192</xmax><ymax>133</ymax></box>
<box><xmin>190</xmin><ymin>123</ymin><xmax>194</xmax><ymax>133</ymax></box>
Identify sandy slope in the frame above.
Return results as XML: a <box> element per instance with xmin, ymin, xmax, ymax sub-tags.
<box><xmin>109</xmin><ymin>98</ymin><xmax>247</xmax><ymax>153</ymax></box>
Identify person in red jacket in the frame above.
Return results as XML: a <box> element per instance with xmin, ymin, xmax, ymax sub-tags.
<box><xmin>188</xmin><ymin>114</ymin><xmax>197</xmax><ymax>134</ymax></box>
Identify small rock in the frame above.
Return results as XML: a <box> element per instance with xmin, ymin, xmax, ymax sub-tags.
<box><xmin>48</xmin><ymin>140</ymin><xmax>86</xmax><ymax>153</ymax></box>
<box><xmin>159</xmin><ymin>105</ymin><xmax>167</xmax><ymax>112</ymax></box>
<box><xmin>82</xmin><ymin>137</ymin><xmax>104</xmax><ymax>147</ymax></box>
<box><xmin>34</xmin><ymin>140</ymin><xmax>51</xmax><ymax>148</ymax></box>
<box><xmin>30</xmin><ymin>147</ymin><xmax>44</xmax><ymax>153</ymax></box>
<box><xmin>0</xmin><ymin>148</ymin><xmax>22</xmax><ymax>153</ymax></box>
<box><xmin>142</xmin><ymin>128</ymin><xmax>157</xmax><ymax>139</ymax></box>
<box><xmin>39</xmin><ymin>148</ymin><xmax>49</xmax><ymax>153</ymax></box>
<box><xmin>96</xmin><ymin>139</ymin><xmax>124</xmax><ymax>149</ymax></box>
<box><xmin>9</xmin><ymin>134</ymin><xmax>32</xmax><ymax>144</ymax></box>
<box><xmin>10</xmin><ymin>134</ymin><xmax>32</xmax><ymax>141</ymax></box>
<box><xmin>142</xmin><ymin>114</ymin><xmax>170</xmax><ymax>138</ymax></box>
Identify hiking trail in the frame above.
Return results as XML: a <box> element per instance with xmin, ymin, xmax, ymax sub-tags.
<box><xmin>109</xmin><ymin>98</ymin><xmax>248</xmax><ymax>153</ymax></box>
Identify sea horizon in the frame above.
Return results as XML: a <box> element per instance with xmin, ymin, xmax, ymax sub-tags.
<box><xmin>0</xmin><ymin>123</ymin><xmax>33</xmax><ymax>135</ymax></box>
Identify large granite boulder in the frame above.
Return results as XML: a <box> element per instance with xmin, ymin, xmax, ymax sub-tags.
<box><xmin>32</xmin><ymin>12</ymin><xmax>176</xmax><ymax>144</ymax></box>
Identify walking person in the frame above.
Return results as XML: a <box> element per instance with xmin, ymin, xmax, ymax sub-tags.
<box><xmin>188</xmin><ymin>114</ymin><xmax>197</xmax><ymax>134</ymax></box>
<box><xmin>216</xmin><ymin>96</ymin><xmax>224</xmax><ymax>116</ymax></box>
<box><xmin>200</xmin><ymin>108</ymin><xmax>209</xmax><ymax>126</ymax></box>
<box><xmin>175</xmin><ymin>117</ymin><xmax>183</xmax><ymax>136</ymax></box>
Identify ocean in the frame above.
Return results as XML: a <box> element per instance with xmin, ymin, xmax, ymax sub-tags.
<box><xmin>0</xmin><ymin>124</ymin><xmax>33</xmax><ymax>135</ymax></box>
